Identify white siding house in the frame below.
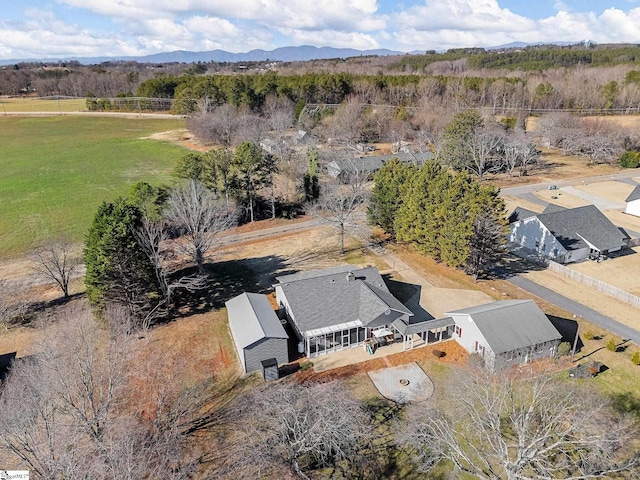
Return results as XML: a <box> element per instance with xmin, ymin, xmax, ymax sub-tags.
<box><xmin>445</xmin><ymin>300</ymin><xmax>562</xmax><ymax>371</ymax></box>
<box><xmin>508</xmin><ymin>205</ymin><xmax>627</xmax><ymax>263</ymax></box>
<box><xmin>625</xmin><ymin>185</ymin><xmax>640</xmax><ymax>217</ymax></box>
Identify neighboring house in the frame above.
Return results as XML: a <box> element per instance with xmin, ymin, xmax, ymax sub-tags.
<box><xmin>226</xmin><ymin>292</ymin><xmax>289</xmax><ymax>374</ymax></box>
<box><xmin>625</xmin><ymin>184</ymin><xmax>640</xmax><ymax>217</ymax></box>
<box><xmin>445</xmin><ymin>300</ymin><xmax>562</xmax><ymax>371</ymax></box>
<box><xmin>259</xmin><ymin>138</ymin><xmax>281</xmax><ymax>155</ymax></box>
<box><xmin>508</xmin><ymin>204</ymin><xmax>628</xmax><ymax>263</ymax></box>
<box><xmin>275</xmin><ymin>266</ymin><xmax>415</xmax><ymax>358</ymax></box>
<box><xmin>326</xmin><ymin>152</ymin><xmax>432</xmax><ymax>180</ymax></box>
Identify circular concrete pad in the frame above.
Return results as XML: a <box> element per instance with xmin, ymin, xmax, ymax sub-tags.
<box><xmin>368</xmin><ymin>362</ymin><xmax>434</xmax><ymax>404</ymax></box>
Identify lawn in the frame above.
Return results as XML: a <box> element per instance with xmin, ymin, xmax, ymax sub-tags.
<box><xmin>0</xmin><ymin>97</ymin><xmax>87</xmax><ymax>113</ymax></box>
<box><xmin>0</xmin><ymin>116</ymin><xmax>186</xmax><ymax>257</ymax></box>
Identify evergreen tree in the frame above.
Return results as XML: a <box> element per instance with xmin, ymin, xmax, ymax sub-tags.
<box><xmin>173</xmin><ymin>152</ymin><xmax>207</xmax><ymax>181</ymax></box>
<box><xmin>303</xmin><ymin>147</ymin><xmax>320</xmax><ymax>202</ymax></box>
<box><xmin>395</xmin><ymin>160</ymin><xmax>449</xmax><ymax>257</ymax></box>
<box><xmin>232</xmin><ymin>142</ymin><xmax>272</xmax><ymax>222</ymax></box>
<box><xmin>83</xmin><ymin>198</ymin><xmax>161</xmax><ymax>319</ymax></box>
<box><xmin>368</xmin><ymin>158</ymin><xmax>415</xmax><ymax>237</ymax></box>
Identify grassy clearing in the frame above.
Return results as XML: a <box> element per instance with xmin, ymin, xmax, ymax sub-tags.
<box><xmin>0</xmin><ymin>116</ymin><xmax>186</xmax><ymax>258</ymax></box>
<box><xmin>0</xmin><ymin>97</ymin><xmax>87</xmax><ymax>112</ymax></box>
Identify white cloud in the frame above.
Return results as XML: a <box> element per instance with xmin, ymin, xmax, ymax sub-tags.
<box><xmin>394</xmin><ymin>0</ymin><xmax>535</xmax><ymax>33</ymax></box>
<box><xmin>284</xmin><ymin>29</ymin><xmax>380</xmax><ymax>50</ymax></box>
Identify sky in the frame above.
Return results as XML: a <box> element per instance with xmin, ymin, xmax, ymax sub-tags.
<box><xmin>2</xmin><ymin>0</ymin><xmax>640</xmax><ymax>60</ymax></box>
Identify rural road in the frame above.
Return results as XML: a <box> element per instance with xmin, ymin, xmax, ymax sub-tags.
<box><xmin>508</xmin><ymin>276</ymin><xmax>640</xmax><ymax>345</ymax></box>
<box><xmin>501</xmin><ymin>168</ymin><xmax>640</xmax><ymax>197</ymax></box>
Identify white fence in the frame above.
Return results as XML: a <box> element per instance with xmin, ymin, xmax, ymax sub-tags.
<box><xmin>546</xmin><ymin>261</ymin><xmax>640</xmax><ymax>308</ymax></box>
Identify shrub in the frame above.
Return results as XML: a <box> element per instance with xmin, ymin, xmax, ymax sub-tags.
<box><xmin>606</xmin><ymin>338</ymin><xmax>617</xmax><ymax>352</ymax></box>
<box><xmin>583</xmin><ymin>330</ymin><xmax>594</xmax><ymax>341</ymax></box>
<box><xmin>557</xmin><ymin>342</ymin><xmax>571</xmax><ymax>357</ymax></box>
<box><xmin>619</xmin><ymin>151</ymin><xmax>640</xmax><ymax>168</ymax></box>
<box><xmin>299</xmin><ymin>361</ymin><xmax>314</xmax><ymax>371</ymax></box>
<box><xmin>631</xmin><ymin>352</ymin><xmax>640</xmax><ymax>366</ymax></box>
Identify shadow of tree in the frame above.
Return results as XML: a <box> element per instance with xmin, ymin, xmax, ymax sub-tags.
<box><xmin>492</xmin><ymin>253</ymin><xmax>548</xmax><ymax>279</ymax></box>
<box><xmin>610</xmin><ymin>392</ymin><xmax>640</xmax><ymax>419</ymax></box>
<box><xmin>170</xmin><ymin>255</ymin><xmax>294</xmax><ymax>314</ymax></box>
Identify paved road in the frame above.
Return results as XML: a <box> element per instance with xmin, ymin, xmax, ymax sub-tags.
<box><xmin>508</xmin><ymin>276</ymin><xmax>640</xmax><ymax>345</ymax></box>
<box><xmin>501</xmin><ymin>168</ymin><xmax>640</xmax><ymax>197</ymax></box>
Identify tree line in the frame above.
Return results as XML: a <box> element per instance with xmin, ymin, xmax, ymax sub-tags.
<box><xmin>368</xmin><ymin>158</ymin><xmax>507</xmax><ymax>278</ymax></box>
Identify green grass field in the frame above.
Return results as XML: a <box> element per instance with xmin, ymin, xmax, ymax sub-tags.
<box><xmin>0</xmin><ymin>116</ymin><xmax>187</xmax><ymax>258</ymax></box>
<box><xmin>0</xmin><ymin>97</ymin><xmax>88</xmax><ymax>113</ymax></box>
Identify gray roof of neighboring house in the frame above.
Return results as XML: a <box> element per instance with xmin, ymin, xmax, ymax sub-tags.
<box><xmin>445</xmin><ymin>300</ymin><xmax>561</xmax><ymax>354</ymax></box>
<box><xmin>625</xmin><ymin>184</ymin><xmax>640</xmax><ymax>202</ymax></box>
<box><xmin>276</xmin><ymin>266</ymin><xmax>413</xmax><ymax>334</ymax></box>
<box><xmin>541</xmin><ymin>203</ymin><xmax>567</xmax><ymax>214</ymax></box>
<box><xmin>536</xmin><ymin>204</ymin><xmax>626</xmax><ymax>252</ymax></box>
<box><xmin>226</xmin><ymin>293</ymin><xmax>288</xmax><ymax>352</ymax></box>
<box><xmin>508</xmin><ymin>207</ymin><xmax>537</xmax><ymax>223</ymax></box>
<box><xmin>328</xmin><ymin>152</ymin><xmax>433</xmax><ymax>175</ymax></box>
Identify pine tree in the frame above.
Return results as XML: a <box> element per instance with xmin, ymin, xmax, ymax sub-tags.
<box><xmin>367</xmin><ymin>158</ymin><xmax>415</xmax><ymax>236</ymax></box>
<box><xmin>83</xmin><ymin>198</ymin><xmax>161</xmax><ymax>319</ymax></box>
<box><xmin>395</xmin><ymin>160</ymin><xmax>449</xmax><ymax>257</ymax></box>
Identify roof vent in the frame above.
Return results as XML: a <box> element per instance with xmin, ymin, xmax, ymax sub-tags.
<box><xmin>346</xmin><ymin>271</ymin><xmax>355</xmax><ymax>282</ymax></box>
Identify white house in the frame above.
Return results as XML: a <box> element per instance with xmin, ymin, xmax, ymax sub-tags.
<box><xmin>445</xmin><ymin>300</ymin><xmax>562</xmax><ymax>371</ymax></box>
<box><xmin>625</xmin><ymin>184</ymin><xmax>640</xmax><ymax>217</ymax></box>
<box><xmin>508</xmin><ymin>204</ymin><xmax>628</xmax><ymax>263</ymax></box>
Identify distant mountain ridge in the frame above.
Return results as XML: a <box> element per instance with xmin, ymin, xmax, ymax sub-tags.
<box><xmin>0</xmin><ymin>45</ymin><xmax>405</xmax><ymax>66</ymax></box>
<box><xmin>0</xmin><ymin>41</ymin><xmax>594</xmax><ymax>66</ymax></box>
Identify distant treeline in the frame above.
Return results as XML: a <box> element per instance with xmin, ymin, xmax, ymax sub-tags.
<box><xmin>394</xmin><ymin>45</ymin><xmax>640</xmax><ymax>72</ymax></box>
<box><xmin>133</xmin><ymin>66</ymin><xmax>640</xmax><ymax>115</ymax></box>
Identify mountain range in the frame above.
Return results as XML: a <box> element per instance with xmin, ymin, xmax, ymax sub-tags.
<box><xmin>0</xmin><ymin>45</ymin><xmax>406</xmax><ymax>66</ymax></box>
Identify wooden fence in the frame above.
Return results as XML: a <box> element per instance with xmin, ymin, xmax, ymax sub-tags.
<box><xmin>546</xmin><ymin>261</ymin><xmax>640</xmax><ymax>308</ymax></box>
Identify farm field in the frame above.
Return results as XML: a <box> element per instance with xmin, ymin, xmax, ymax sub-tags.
<box><xmin>0</xmin><ymin>97</ymin><xmax>87</xmax><ymax>112</ymax></box>
<box><xmin>0</xmin><ymin>115</ymin><xmax>186</xmax><ymax>258</ymax></box>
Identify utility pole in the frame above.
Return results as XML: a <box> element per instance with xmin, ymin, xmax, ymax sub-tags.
<box><xmin>570</xmin><ymin>316</ymin><xmax>580</xmax><ymax>362</ymax></box>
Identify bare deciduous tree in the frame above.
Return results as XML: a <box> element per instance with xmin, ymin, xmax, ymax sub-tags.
<box><xmin>228</xmin><ymin>381</ymin><xmax>372</xmax><ymax>479</ymax></box>
<box><xmin>165</xmin><ymin>179</ymin><xmax>236</xmax><ymax>273</ymax></box>
<box><xmin>311</xmin><ymin>178</ymin><xmax>368</xmax><ymax>254</ymax></box>
<box><xmin>0</xmin><ymin>280</ymin><xmax>30</xmax><ymax>328</ymax></box>
<box><xmin>29</xmin><ymin>239</ymin><xmax>81</xmax><ymax>298</ymax></box>
<box><xmin>398</xmin><ymin>367</ymin><xmax>640</xmax><ymax>480</ymax></box>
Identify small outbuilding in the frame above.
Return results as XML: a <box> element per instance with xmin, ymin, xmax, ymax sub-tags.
<box><xmin>226</xmin><ymin>293</ymin><xmax>289</xmax><ymax>374</ymax></box>
<box><xmin>445</xmin><ymin>300</ymin><xmax>562</xmax><ymax>371</ymax></box>
<box><xmin>625</xmin><ymin>184</ymin><xmax>640</xmax><ymax>217</ymax></box>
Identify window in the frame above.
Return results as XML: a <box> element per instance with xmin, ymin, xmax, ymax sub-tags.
<box><xmin>475</xmin><ymin>341</ymin><xmax>478</xmax><ymax>351</ymax></box>
<box><xmin>535</xmin><ymin>240</ymin><xmax>540</xmax><ymax>248</ymax></box>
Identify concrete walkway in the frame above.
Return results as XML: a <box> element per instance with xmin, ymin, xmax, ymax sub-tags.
<box><xmin>370</xmin><ymin>245</ymin><xmax>492</xmax><ymax>318</ymax></box>
<box><xmin>560</xmin><ymin>186</ymin><xmax>626</xmax><ymax>210</ymax></box>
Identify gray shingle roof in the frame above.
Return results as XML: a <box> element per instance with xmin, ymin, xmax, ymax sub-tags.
<box><xmin>226</xmin><ymin>293</ymin><xmax>287</xmax><ymax>352</ymax></box>
<box><xmin>536</xmin><ymin>204</ymin><xmax>626</xmax><ymax>252</ymax></box>
<box><xmin>541</xmin><ymin>203</ymin><xmax>567</xmax><ymax>214</ymax></box>
<box><xmin>329</xmin><ymin>152</ymin><xmax>433</xmax><ymax>175</ymax></box>
<box><xmin>277</xmin><ymin>266</ymin><xmax>413</xmax><ymax>334</ymax></box>
<box><xmin>445</xmin><ymin>300</ymin><xmax>561</xmax><ymax>354</ymax></box>
<box><xmin>392</xmin><ymin>316</ymin><xmax>454</xmax><ymax>335</ymax></box>
<box><xmin>625</xmin><ymin>184</ymin><xmax>640</xmax><ymax>202</ymax></box>
<box><xmin>508</xmin><ymin>207</ymin><xmax>537</xmax><ymax>223</ymax></box>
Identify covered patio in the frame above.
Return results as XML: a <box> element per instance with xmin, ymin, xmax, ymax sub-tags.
<box><xmin>392</xmin><ymin>316</ymin><xmax>455</xmax><ymax>351</ymax></box>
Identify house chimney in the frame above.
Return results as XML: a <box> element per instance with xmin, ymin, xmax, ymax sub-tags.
<box><xmin>346</xmin><ymin>271</ymin><xmax>355</xmax><ymax>282</ymax></box>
